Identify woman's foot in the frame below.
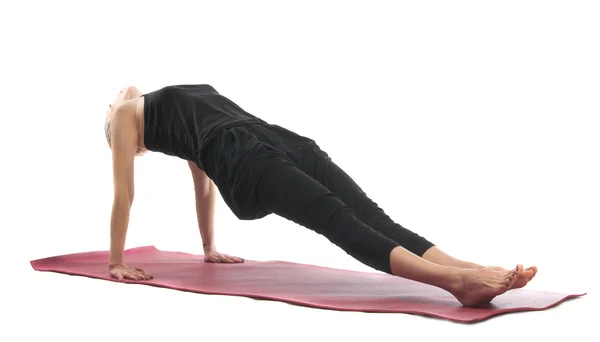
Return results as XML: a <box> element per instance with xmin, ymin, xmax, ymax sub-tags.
<box><xmin>388</xmin><ymin>247</ymin><xmax>520</xmax><ymax>307</ymax></box>
<box><xmin>422</xmin><ymin>247</ymin><xmax>537</xmax><ymax>290</ymax></box>
<box><xmin>447</xmin><ymin>267</ymin><xmax>519</xmax><ymax>307</ymax></box>
<box><xmin>490</xmin><ymin>264</ymin><xmax>538</xmax><ymax>289</ymax></box>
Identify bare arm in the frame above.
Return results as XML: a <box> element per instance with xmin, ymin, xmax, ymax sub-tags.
<box><xmin>188</xmin><ymin>161</ymin><xmax>216</xmax><ymax>252</ymax></box>
<box><xmin>109</xmin><ymin>102</ymin><xmax>139</xmax><ymax>265</ymax></box>
<box><xmin>188</xmin><ymin>162</ymin><xmax>244</xmax><ymax>263</ymax></box>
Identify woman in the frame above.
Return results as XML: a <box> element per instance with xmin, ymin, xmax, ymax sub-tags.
<box><xmin>105</xmin><ymin>84</ymin><xmax>537</xmax><ymax>307</ymax></box>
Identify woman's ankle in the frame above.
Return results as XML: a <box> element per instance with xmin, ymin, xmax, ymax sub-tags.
<box><xmin>389</xmin><ymin>247</ymin><xmax>463</xmax><ymax>290</ymax></box>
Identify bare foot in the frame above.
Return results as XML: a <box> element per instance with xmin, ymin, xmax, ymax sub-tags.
<box><xmin>490</xmin><ymin>264</ymin><xmax>537</xmax><ymax>289</ymax></box>
<box><xmin>448</xmin><ymin>267</ymin><xmax>518</xmax><ymax>307</ymax></box>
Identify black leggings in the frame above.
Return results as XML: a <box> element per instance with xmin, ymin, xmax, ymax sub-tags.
<box><xmin>202</xmin><ymin>124</ymin><xmax>435</xmax><ymax>274</ymax></box>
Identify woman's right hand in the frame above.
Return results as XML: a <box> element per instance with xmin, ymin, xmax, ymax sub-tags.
<box><xmin>109</xmin><ymin>263</ymin><xmax>153</xmax><ymax>281</ymax></box>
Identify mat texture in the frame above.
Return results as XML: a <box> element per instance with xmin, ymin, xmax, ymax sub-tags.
<box><xmin>30</xmin><ymin>246</ymin><xmax>584</xmax><ymax>323</ymax></box>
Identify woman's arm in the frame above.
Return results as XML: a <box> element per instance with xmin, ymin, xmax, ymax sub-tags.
<box><xmin>188</xmin><ymin>161</ymin><xmax>216</xmax><ymax>252</ymax></box>
<box><xmin>188</xmin><ymin>161</ymin><xmax>244</xmax><ymax>263</ymax></box>
<box><xmin>109</xmin><ymin>102</ymin><xmax>139</xmax><ymax>265</ymax></box>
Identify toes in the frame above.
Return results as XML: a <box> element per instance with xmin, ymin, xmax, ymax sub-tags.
<box><xmin>527</xmin><ymin>266</ymin><xmax>538</xmax><ymax>280</ymax></box>
<box><xmin>503</xmin><ymin>270</ymin><xmax>519</xmax><ymax>288</ymax></box>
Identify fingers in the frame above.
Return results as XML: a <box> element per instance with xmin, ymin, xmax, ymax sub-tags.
<box><xmin>113</xmin><ymin>269</ymin><xmax>153</xmax><ymax>282</ymax></box>
<box><xmin>217</xmin><ymin>254</ymin><xmax>245</xmax><ymax>263</ymax></box>
<box><xmin>121</xmin><ymin>269</ymin><xmax>142</xmax><ymax>281</ymax></box>
<box><xmin>219</xmin><ymin>254</ymin><xmax>235</xmax><ymax>263</ymax></box>
<box><xmin>124</xmin><ymin>272</ymin><xmax>151</xmax><ymax>281</ymax></box>
<box><xmin>204</xmin><ymin>253</ymin><xmax>220</xmax><ymax>263</ymax></box>
<box><xmin>225</xmin><ymin>254</ymin><xmax>245</xmax><ymax>263</ymax></box>
<box><xmin>124</xmin><ymin>273</ymin><xmax>141</xmax><ymax>281</ymax></box>
<box><xmin>205</xmin><ymin>253</ymin><xmax>245</xmax><ymax>264</ymax></box>
<box><xmin>133</xmin><ymin>267</ymin><xmax>154</xmax><ymax>280</ymax></box>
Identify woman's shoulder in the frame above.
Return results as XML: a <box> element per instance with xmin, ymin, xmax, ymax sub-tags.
<box><xmin>113</xmin><ymin>97</ymin><xmax>140</xmax><ymax>111</ymax></box>
<box><xmin>111</xmin><ymin>98</ymin><xmax>143</xmax><ymax>125</ymax></box>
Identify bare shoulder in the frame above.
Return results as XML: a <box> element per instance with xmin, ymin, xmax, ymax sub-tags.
<box><xmin>109</xmin><ymin>99</ymin><xmax>141</xmax><ymax>144</ymax></box>
<box><xmin>113</xmin><ymin>98</ymin><xmax>141</xmax><ymax>116</ymax></box>
<box><xmin>111</xmin><ymin>98</ymin><xmax>141</xmax><ymax>126</ymax></box>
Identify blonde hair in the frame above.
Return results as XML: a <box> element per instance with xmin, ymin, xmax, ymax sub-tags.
<box><xmin>104</xmin><ymin>119</ymin><xmax>145</xmax><ymax>156</ymax></box>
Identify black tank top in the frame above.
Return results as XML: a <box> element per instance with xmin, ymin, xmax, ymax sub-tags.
<box><xmin>142</xmin><ymin>84</ymin><xmax>266</xmax><ymax>168</ymax></box>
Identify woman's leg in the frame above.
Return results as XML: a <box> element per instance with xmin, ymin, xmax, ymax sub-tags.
<box><xmin>297</xmin><ymin>145</ymin><xmax>434</xmax><ymax>256</ymax></box>
<box><xmin>298</xmin><ymin>145</ymin><xmax>536</xmax><ymax>288</ymax></box>
<box><xmin>253</xmin><ymin>157</ymin><xmax>518</xmax><ymax>306</ymax></box>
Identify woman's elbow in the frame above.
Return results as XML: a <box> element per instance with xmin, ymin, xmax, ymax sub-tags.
<box><xmin>114</xmin><ymin>191</ymin><xmax>134</xmax><ymax>208</ymax></box>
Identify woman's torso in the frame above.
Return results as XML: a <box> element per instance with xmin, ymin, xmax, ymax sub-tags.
<box><xmin>140</xmin><ymin>84</ymin><xmax>266</xmax><ymax>167</ymax></box>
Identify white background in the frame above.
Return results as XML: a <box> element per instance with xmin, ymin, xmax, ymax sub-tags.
<box><xmin>1</xmin><ymin>0</ymin><xmax>598</xmax><ymax>341</ymax></box>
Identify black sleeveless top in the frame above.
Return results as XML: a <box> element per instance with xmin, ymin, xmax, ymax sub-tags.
<box><xmin>142</xmin><ymin>84</ymin><xmax>266</xmax><ymax>168</ymax></box>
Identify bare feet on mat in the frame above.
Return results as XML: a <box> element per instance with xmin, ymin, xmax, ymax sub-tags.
<box><xmin>421</xmin><ymin>247</ymin><xmax>537</xmax><ymax>289</ymax></box>
<box><xmin>449</xmin><ymin>267</ymin><xmax>518</xmax><ymax>307</ymax></box>
<box><xmin>489</xmin><ymin>264</ymin><xmax>538</xmax><ymax>289</ymax></box>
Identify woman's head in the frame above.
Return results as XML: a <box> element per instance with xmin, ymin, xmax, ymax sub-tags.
<box><xmin>104</xmin><ymin>86</ymin><xmax>145</xmax><ymax>156</ymax></box>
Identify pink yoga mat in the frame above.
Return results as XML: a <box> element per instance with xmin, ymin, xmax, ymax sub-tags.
<box><xmin>30</xmin><ymin>246</ymin><xmax>584</xmax><ymax>323</ymax></box>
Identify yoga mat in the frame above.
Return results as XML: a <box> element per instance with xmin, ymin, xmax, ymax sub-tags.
<box><xmin>30</xmin><ymin>246</ymin><xmax>585</xmax><ymax>323</ymax></box>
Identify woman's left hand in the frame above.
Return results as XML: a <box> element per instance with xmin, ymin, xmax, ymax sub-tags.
<box><xmin>204</xmin><ymin>249</ymin><xmax>245</xmax><ymax>263</ymax></box>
